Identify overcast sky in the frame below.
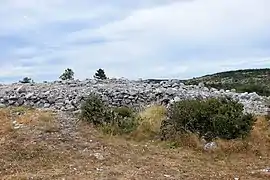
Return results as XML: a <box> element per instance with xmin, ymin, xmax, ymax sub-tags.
<box><xmin>0</xmin><ymin>0</ymin><xmax>269</xmax><ymax>83</ymax></box>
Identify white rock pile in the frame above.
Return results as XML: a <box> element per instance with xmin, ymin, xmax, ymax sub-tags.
<box><xmin>0</xmin><ymin>78</ymin><xmax>268</xmax><ymax>115</ymax></box>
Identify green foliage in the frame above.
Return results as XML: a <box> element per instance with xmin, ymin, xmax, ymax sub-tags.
<box><xmin>20</xmin><ymin>77</ymin><xmax>34</xmax><ymax>83</ymax></box>
<box><xmin>80</xmin><ymin>93</ymin><xmax>138</xmax><ymax>135</ymax></box>
<box><xmin>94</xmin><ymin>68</ymin><xmax>107</xmax><ymax>80</ymax></box>
<box><xmin>10</xmin><ymin>106</ymin><xmax>35</xmax><ymax>115</ymax></box>
<box><xmin>166</xmin><ymin>141</ymin><xmax>180</xmax><ymax>149</ymax></box>
<box><xmin>203</xmin><ymin>82</ymin><xmax>270</xmax><ymax>96</ymax></box>
<box><xmin>237</xmin><ymin>84</ymin><xmax>270</xmax><ymax>96</ymax></box>
<box><xmin>113</xmin><ymin>106</ymin><xmax>134</xmax><ymax>118</ymax></box>
<box><xmin>59</xmin><ymin>68</ymin><xmax>74</xmax><ymax>80</ymax></box>
<box><xmin>102</xmin><ymin>114</ymin><xmax>139</xmax><ymax>135</ymax></box>
<box><xmin>183</xmin><ymin>68</ymin><xmax>270</xmax><ymax>96</ymax></box>
<box><xmin>80</xmin><ymin>93</ymin><xmax>112</xmax><ymax>126</ymax></box>
<box><xmin>160</xmin><ymin>98</ymin><xmax>256</xmax><ymax>141</ymax></box>
<box><xmin>109</xmin><ymin>106</ymin><xmax>138</xmax><ymax>135</ymax></box>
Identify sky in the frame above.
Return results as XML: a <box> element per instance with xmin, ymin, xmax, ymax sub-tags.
<box><xmin>0</xmin><ymin>0</ymin><xmax>270</xmax><ymax>83</ymax></box>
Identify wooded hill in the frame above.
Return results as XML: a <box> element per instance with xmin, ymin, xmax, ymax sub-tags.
<box><xmin>183</xmin><ymin>68</ymin><xmax>270</xmax><ymax>96</ymax></box>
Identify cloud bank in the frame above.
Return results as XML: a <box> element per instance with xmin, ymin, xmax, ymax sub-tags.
<box><xmin>0</xmin><ymin>0</ymin><xmax>269</xmax><ymax>83</ymax></box>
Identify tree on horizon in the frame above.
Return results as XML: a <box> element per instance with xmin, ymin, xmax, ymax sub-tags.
<box><xmin>59</xmin><ymin>68</ymin><xmax>74</xmax><ymax>80</ymax></box>
<box><xmin>94</xmin><ymin>68</ymin><xmax>107</xmax><ymax>80</ymax></box>
<box><xmin>19</xmin><ymin>77</ymin><xmax>34</xmax><ymax>83</ymax></box>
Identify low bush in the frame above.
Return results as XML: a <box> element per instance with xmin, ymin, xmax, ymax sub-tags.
<box><xmin>160</xmin><ymin>98</ymin><xmax>256</xmax><ymax>142</ymax></box>
<box><xmin>80</xmin><ymin>93</ymin><xmax>113</xmax><ymax>126</ymax></box>
<box><xmin>113</xmin><ymin>106</ymin><xmax>134</xmax><ymax>118</ymax></box>
<box><xmin>101</xmin><ymin>115</ymin><xmax>138</xmax><ymax>135</ymax></box>
<box><xmin>80</xmin><ymin>93</ymin><xmax>138</xmax><ymax>135</ymax></box>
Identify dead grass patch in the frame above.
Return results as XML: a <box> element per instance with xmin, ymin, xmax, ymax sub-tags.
<box><xmin>0</xmin><ymin>108</ymin><xmax>69</xmax><ymax>179</ymax></box>
<box><xmin>152</xmin><ymin>115</ymin><xmax>270</xmax><ymax>158</ymax></box>
<box><xmin>0</xmin><ymin>109</ymin><xmax>13</xmax><ymax>136</ymax></box>
<box><xmin>78</xmin><ymin>122</ymin><xmax>270</xmax><ymax>179</ymax></box>
<box><xmin>36</xmin><ymin>112</ymin><xmax>59</xmax><ymax>133</ymax></box>
<box><xmin>215</xmin><ymin>116</ymin><xmax>270</xmax><ymax>156</ymax></box>
<box><xmin>0</xmin><ymin>107</ymin><xmax>58</xmax><ymax>134</ymax></box>
<box><xmin>131</xmin><ymin>105</ymin><xmax>167</xmax><ymax>141</ymax></box>
<box><xmin>1</xmin><ymin>106</ymin><xmax>270</xmax><ymax>179</ymax></box>
<box><xmin>0</xmin><ymin>135</ymin><xmax>71</xmax><ymax>179</ymax></box>
<box><xmin>10</xmin><ymin>106</ymin><xmax>35</xmax><ymax>114</ymax></box>
<box><xmin>168</xmin><ymin>133</ymin><xmax>203</xmax><ymax>150</ymax></box>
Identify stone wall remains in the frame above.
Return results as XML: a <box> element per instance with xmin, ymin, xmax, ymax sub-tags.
<box><xmin>0</xmin><ymin>79</ymin><xmax>268</xmax><ymax>115</ymax></box>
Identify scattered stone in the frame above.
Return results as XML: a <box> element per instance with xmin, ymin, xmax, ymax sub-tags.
<box><xmin>164</xmin><ymin>174</ymin><xmax>171</xmax><ymax>178</ymax></box>
<box><xmin>44</xmin><ymin>103</ymin><xmax>51</xmax><ymax>108</ymax></box>
<box><xmin>0</xmin><ymin>103</ymin><xmax>6</xmax><ymax>108</ymax></box>
<box><xmin>17</xmin><ymin>98</ymin><xmax>24</xmax><ymax>106</ymax></box>
<box><xmin>251</xmin><ymin>167</ymin><xmax>270</xmax><ymax>176</ymax></box>
<box><xmin>16</xmin><ymin>85</ymin><xmax>27</xmax><ymax>93</ymax></box>
<box><xmin>92</xmin><ymin>152</ymin><xmax>105</xmax><ymax>160</ymax></box>
<box><xmin>203</xmin><ymin>142</ymin><xmax>218</xmax><ymax>151</ymax></box>
<box><xmin>198</xmin><ymin>82</ymin><xmax>205</xmax><ymax>88</ymax></box>
<box><xmin>25</xmin><ymin>92</ymin><xmax>34</xmax><ymax>99</ymax></box>
<box><xmin>0</xmin><ymin>79</ymin><xmax>267</xmax><ymax>115</ymax></box>
<box><xmin>12</xmin><ymin>120</ymin><xmax>24</xmax><ymax>129</ymax></box>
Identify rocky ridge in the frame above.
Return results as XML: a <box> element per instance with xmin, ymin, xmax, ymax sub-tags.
<box><xmin>0</xmin><ymin>78</ymin><xmax>269</xmax><ymax>115</ymax></box>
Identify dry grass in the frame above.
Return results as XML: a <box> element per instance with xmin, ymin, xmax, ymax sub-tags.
<box><xmin>36</xmin><ymin>112</ymin><xmax>59</xmax><ymax>133</ymax></box>
<box><xmin>1</xmin><ymin>107</ymin><xmax>58</xmax><ymax>132</ymax></box>
<box><xmin>0</xmin><ymin>107</ymin><xmax>270</xmax><ymax>179</ymax></box>
<box><xmin>131</xmin><ymin>105</ymin><xmax>167</xmax><ymax>141</ymax></box>
<box><xmin>0</xmin><ymin>108</ymin><xmax>66</xmax><ymax>179</ymax></box>
<box><xmin>161</xmin><ymin>115</ymin><xmax>270</xmax><ymax>155</ymax></box>
<box><xmin>165</xmin><ymin>133</ymin><xmax>204</xmax><ymax>150</ymax></box>
<box><xmin>0</xmin><ymin>109</ymin><xmax>13</xmax><ymax>136</ymax></box>
<box><xmin>215</xmin><ymin>116</ymin><xmax>270</xmax><ymax>155</ymax></box>
<box><xmin>133</xmin><ymin>105</ymin><xmax>270</xmax><ymax>156</ymax></box>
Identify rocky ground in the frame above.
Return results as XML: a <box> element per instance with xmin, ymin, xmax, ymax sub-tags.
<box><xmin>0</xmin><ymin>107</ymin><xmax>270</xmax><ymax>180</ymax></box>
<box><xmin>0</xmin><ymin>79</ymin><xmax>269</xmax><ymax>115</ymax></box>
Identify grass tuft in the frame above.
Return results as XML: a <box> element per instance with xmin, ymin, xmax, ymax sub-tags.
<box><xmin>131</xmin><ymin>105</ymin><xmax>167</xmax><ymax>141</ymax></box>
<box><xmin>37</xmin><ymin>112</ymin><xmax>59</xmax><ymax>133</ymax></box>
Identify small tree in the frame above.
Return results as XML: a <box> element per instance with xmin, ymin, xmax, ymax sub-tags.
<box><xmin>20</xmin><ymin>77</ymin><xmax>33</xmax><ymax>83</ymax></box>
<box><xmin>60</xmin><ymin>68</ymin><xmax>74</xmax><ymax>80</ymax></box>
<box><xmin>94</xmin><ymin>68</ymin><xmax>107</xmax><ymax>80</ymax></box>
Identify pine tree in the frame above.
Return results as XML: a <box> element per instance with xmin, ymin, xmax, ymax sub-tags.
<box><xmin>20</xmin><ymin>77</ymin><xmax>34</xmax><ymax>83</ymax></box>
<box><xmin>60</xmin><ymin>68</ymin><xmax>74</xmax><ymax>80</ymax></box>
<box><xmin>94</xmin><ymin>69</ymin><xmax>107</xmax><ymax>80</ymax></box>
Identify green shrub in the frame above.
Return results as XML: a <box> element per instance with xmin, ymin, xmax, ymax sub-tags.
<box><xmin>80</xmin><ymin>93</ymin><xmax>138</xmax><ymax>135</ymax></box>
<box><xmin>103</xmin><ymin>115</ymin><xmax>139</xmax><ymax>135</ymax></box>
<box><xmin>160</xmin><ymin>98</ymin><xmax>256</xmax><ymax>141</ymax></box>
<box><xmin>80</xmin><ymin>93</ymin><xmax>113</xmax><ymax>126</ymax></box>
<box><xmin>113</xmin><ymin>106</ymin><xmax>134</xmax><ymax>118</ymax></box>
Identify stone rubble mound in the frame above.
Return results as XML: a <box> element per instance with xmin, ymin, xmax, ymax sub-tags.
<box><xmin>0</xmin><ymin>78</ymin><xmax>268</xmax><ymax>115</ymax></box>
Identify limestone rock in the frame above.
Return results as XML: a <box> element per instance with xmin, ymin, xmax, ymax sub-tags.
<box><xmin>0</xmin><ymin>79</ymin><xmax>267</xmax><ymax>115</ymax></box>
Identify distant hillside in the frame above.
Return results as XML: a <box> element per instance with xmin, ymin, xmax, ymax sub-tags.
<box><xmin>183</xmin><ymin>68</ymin><xmax>270</xmax><ymax>96</ymax></box>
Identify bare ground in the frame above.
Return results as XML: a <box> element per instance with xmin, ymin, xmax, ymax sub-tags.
<box><xmin>0</xmin><ymin>108</ymin><xmax>269</xmax><ymax>180</ymax></box>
